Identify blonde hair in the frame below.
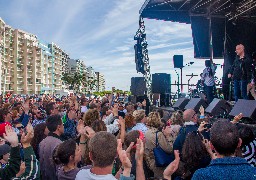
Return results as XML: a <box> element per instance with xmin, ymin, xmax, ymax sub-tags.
<box><xmin>82</xmin><ymin>109</ymin><xmax>100</xmax><ymax>126</ymax></box>
<box><xmin>170</xmin><ymin>110</ymin><xmax>184</xmax><ymax>126</ymax></box>
<box><xmin>147</xmin><ymin>112</ymin><xmax>162</xmax><ymax>128</ymax></box>
<box><xmin>133</xmin><ymin>109</ymin><xmax>145</xmax><ymax>123</ymax></box>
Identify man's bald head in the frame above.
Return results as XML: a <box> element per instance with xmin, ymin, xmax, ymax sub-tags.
<box><xmin>236</xmin><ymin>44</ymin><xmax>245</xmax><ymax>57</ymax></box>
<box><xmin>183</xmin><ymin>109</ymin><xmax>197</xmax><ymax>123</ymax></box>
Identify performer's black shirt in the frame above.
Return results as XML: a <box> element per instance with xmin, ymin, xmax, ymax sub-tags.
<box><xmin>229</xmin><ymin>55</ymin><xmax>252</xmax><ymax>80</ymax></box>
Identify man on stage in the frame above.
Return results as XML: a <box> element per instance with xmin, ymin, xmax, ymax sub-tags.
<box><xmin>228</xmin><ymin>44</ymin><xmax>252</xmax><ymax>101</ymax></box>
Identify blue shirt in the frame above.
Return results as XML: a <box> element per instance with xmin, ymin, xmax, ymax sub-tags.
<box><xmin>192</xmin><ymin>157</ymin><xmax>256</xmax><ymax>180</ymax></box>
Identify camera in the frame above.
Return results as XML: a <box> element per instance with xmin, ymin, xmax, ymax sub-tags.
<box><xmin>204</xmin><ymin>123</ymin><xmax>212</xmax><ymax>129</ymax></box>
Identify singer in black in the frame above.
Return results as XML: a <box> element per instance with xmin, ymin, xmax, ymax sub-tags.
<box><xmin>228</xmin><ymin>44</ymin><xmax>252</xmax><ymax>101</ymax></box>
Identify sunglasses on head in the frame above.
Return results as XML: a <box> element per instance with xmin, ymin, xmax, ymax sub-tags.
<box><xmin>16</xmin><ymin>126</ymin><xmax>24</xmax><ymax>130</ymax></box>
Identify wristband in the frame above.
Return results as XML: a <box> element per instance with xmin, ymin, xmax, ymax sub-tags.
<box><xmin>200</xmin><ymin>115</ymin><xmax>205</xmax><ymax>119</ymax></box>
<box><xmin>79</xmin><ymin>141</ymin><xmax>86</xmax><ymax>145</ymax></box>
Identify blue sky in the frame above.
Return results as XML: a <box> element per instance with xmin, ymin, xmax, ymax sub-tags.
<box><xmin>0</xmin><ymin>0</ymin><xmax>223</xmax><ymax>92</ymax></box>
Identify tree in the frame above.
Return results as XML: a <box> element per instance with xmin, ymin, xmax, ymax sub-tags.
<box><xmin>61</xmin><ymin>72</ymin><xmax>84</xmax><ymax>92</ymax></box>
<box><xmin>81</xmin><ymin>76</ymin><xmax>97</xmax><ymax>94</ymax></box>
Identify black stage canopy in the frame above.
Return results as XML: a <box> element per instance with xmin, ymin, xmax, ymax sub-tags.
<box><xmin>139</xmin><ymin>0</ymin><xmax>256</xmax><ymax>100</ymax></box>
<box><xmin>140</xmin><ymin>0</ymin><xmax>256</xmax><ymax>24</ymax></box>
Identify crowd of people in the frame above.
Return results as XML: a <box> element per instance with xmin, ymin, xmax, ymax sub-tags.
<box><xmin>0</xmin><ymin>93</ymin><xmax>254</xmax><ymax>180</ymax></box>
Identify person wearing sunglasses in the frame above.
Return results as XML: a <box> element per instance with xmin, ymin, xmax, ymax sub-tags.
<box><xmin>31</xmin><ymin>110</ymin><xmax>45</xmax><ymax>128</ymax></box>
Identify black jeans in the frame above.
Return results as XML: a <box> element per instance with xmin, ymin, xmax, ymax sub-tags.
<box><xmin>205</xmin><ymin>85</ymin><xmax>214</xmax><ymax>103</ymax></box>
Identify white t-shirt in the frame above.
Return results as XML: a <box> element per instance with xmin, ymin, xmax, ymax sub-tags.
<box><xmin>81</xmin><ymin>106</ymin><xmax>88</xmax><ymax>113</ymax></box>
<box><xmin>75</xmin><ymin>169</ymin><xmax>116</xmax><ymax>180</ymax></box>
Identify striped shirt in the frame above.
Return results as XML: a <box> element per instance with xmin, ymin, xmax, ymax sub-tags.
<box><xmin>202</xmin><ymin>65</ymin><xmax>217</xmax><ymax>86</ymax></box>
<box><xmin>241</xmin><ymin>138</ymin><xmax>256</xmax><ymax>167</ymax></box>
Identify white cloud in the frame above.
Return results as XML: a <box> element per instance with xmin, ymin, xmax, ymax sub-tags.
<box><xmin>53</xmin><ymin>0</ymin><xmax>87</xmax><ymax>42</ymax></box>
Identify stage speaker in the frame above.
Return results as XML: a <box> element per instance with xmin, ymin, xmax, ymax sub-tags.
<box><xmin>160</xmin><ymin>94</ymin><xmax>170</xmax><ymax>107</ymax></box>
<box><xmin>130</xmin><ymin>77</ymin><xmax>146</xmax><ymax>96</ymax></box>
<box><xmin>229</xmin><ymin>99</ymin><xmax>256</xmax><ymax>120</ymax></box>
<box><xmin>173</xmin><ymin>98</ymin><xmax>190</xmax><ymax>110</ymax></box>
<box><xmin>173</xmin><ymin>55</ymin><xmax>183</xmax><ymax>68</ymax></box>
<box><xmin>185</xmin><ymin>98</ymin><xmax>208</xmax><ymax>113</ymax></box>
<box><xmin>205</xmin><ymin>98</ymin><xmax>232</xmax><ymax>117</ymax></box>
<box><xmin>152</xmin><ymin>73</ymin><xmax>171</xmax><ymax>94</ymax></box>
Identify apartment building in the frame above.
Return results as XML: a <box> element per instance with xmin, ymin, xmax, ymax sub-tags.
<box><xmin>0</xmin><ymin>17</ymin><xmax>70</xmax><ymax>94</ymax></box>
<box><xmin>67</xmin><ymin>59</ymin><xmax>86</xmax><ymax>75</ymax></box>
<box><xmin>48</xmin><ymin>43</ymin><xmax>69</xmax><ymax>92</ymax></box>
<box><xmin>0</xmin><ymin>18</ymin><xmax>6</xmax><ymax>94</ymax></box>
<box><xmin>86</xmin><ymin>66</ymin><xmax>97</xmax><ymax>93</ymax></box>
<box><xmin>95</xmin><ymin>72</ymin><xmax>106</xmax><ymax>92</ymax></box>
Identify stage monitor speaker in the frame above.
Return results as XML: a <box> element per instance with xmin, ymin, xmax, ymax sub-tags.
<box><xmin>185</xmin><ymin>98</ymin><xmax>208</xmax><ymax>113</ymax></box>
<box><xmin>130</xmin><ymin>77</ymin><xmax>146</xmax><ymax>96</ymax></box>
<box><xmin>205</xmin><ymin>98</ymin><xmax>232</xmax><ymax>117</ymax></box>
<box><xmin>173</xmin><ymin>98</ymin><xmax>190</xmax><ymax>110</ymax></box>
<box><xmin>229</xmin><ymin>99</ymin><xmax>256</xmax><ymax>120</ymax></box>
<box><xmin>152</xmin><ymin>73</ymin><xmax>171</xmax><ymax>94</ymax></box>
<box><xmin>173</xmin><ymin>55</ymin><xmax>183</xmax><ymax>68</ymax></box>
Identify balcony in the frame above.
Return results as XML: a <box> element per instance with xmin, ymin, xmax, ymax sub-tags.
<box><xmin>18</xmin><ymin>41</ymin><xmax>24</xmax><ymax>46</ymax></box>
<box><xmin>17</xmin><ymin>88</ymin><xmax>23</xmax><ymax>91</ymax></box>
<box><xmin>17</xmin><ymin>61</ymin><xmax>24</xmax><ymax>65</ymax></box>
<box><xmin>17</xmin><ymin>74</ymin><xmax>23</xmax><ymax>78</ymax></box>
<box><xmin>18</xmin><ymin>48</ymin><xmax>24</xmax><ymax>53</ymax></box>
<box><xmin>18</xmin><ymin>55</ymin><xmax>24</xmax><ymax>59</ymax></box>
<box><xmin>17</xmin><ymin>68</ymin><xmax>22</xmax><ymax>72</ymax></box>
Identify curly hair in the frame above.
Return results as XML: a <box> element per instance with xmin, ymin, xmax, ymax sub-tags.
<box><xmin>147</xmin><ymin>112</ymin><xmax>162</xmax><ymax>128</ymax></box>
<box><xmin>133</xmin><ymin>109</ymin><xmax>145</xmax><ymax>123</ymax></box>
<box><xmin>182</xmin><ymin>131</ymin><xmax>209</xmax><ymax>175</ymax></box>
<box><xmin>91</xmin><ymin>120</ymin><xmax>107</xmax><ymax>132</ymax></box>
<box><xmin>170</xmin><ymin>110</ymin><xmax>184</xmax><ymax>126</ymax></box>
<box><xmin>124</xmin><ymin>114</ymin><xmax>135</xmax><ymax>129</ymax></box>
<box><xmin>82</xmin><ymin>109</ymin><xmax>100</xmax><ymax>126</ymax></box>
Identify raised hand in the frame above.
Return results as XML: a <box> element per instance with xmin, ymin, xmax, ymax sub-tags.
<box><xmin>3</xmin><ymin>125</ymin><xmax>19</xmax><ymax>147</ymax></box>
<box><xmin>198</xmin><ymin>121</ymin><xmax>208</xmax><ymax>132</ymax></box>
<box><xmin>117</xmin><ymin>139</ymin><xmax>132</xmax><ymax>175</ymax></box>
<box><xmin>199</xmin><ymin>105</ymin><xmax>204</xmax><ymax>116</ymax></box>
<box><xmin>22</xmin><ymin>101</ymin><xmax>30</xmax><ymax>114</ymax></box>
<box><xmin>117</xmin><ymin>116</ymin><xmax>125</xmax><ymax>128</ymax></box>
<box><xmin>77</xmin><ymin>120</ymin><xmax>85</xmax><ymax>135</ymax></box>
<box><xmin>135</xmin><ymin>138</ymin><xmax>144</xmax><ymax>164</ymax></box>
<box><xmin>84</xmin><ymin>126</ymin><xmax>96</xmax><ymax>139</ymax></box>
<box><xmin>232</xmin><ymin>113</ymin><xmax>243</xmax><ymax>123</ymax></box>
